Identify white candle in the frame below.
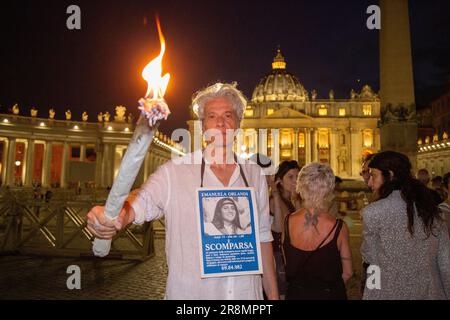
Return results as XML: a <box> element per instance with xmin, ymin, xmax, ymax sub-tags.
<box><xmin>92</xmin><ymin>99</ymin><xmax>170</xmax><ymax>257</ymax></box>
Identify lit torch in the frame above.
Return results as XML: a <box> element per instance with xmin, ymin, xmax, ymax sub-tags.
<box><xmin>92</xmin><ymin>16</ymin><xmax>171</xmax><ymax>257</ymax></box>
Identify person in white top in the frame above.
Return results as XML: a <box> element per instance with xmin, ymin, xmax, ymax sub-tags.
<box><xmin>87</xmin><ymin>82</ymin><xmax>279</xmax><ymax>300</ymax></box>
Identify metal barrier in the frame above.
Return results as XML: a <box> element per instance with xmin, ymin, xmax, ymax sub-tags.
<box><xmin>0</xmin><ymin>189</ymin><xmax>155</xmax><ymax>261</ymax></box>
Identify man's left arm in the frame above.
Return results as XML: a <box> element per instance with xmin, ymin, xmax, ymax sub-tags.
<box><xmin>261</xmin><ymin>241</ymin><xmax>279</xmax><ymax>300</ymax></box>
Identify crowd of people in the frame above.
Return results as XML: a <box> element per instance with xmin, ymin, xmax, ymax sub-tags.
<box><xmin>87</xmin><ymin>82</ymin><xmax>450</xmax><ymax>300</ymax></box>
<box><xmin>255</xmin><ymin>150</ymin><xmax>450</xmax><ymax>300</ymax></box>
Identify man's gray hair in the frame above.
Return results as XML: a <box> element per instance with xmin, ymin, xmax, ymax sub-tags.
<box><xmin>191</xmin><ymin>82</ymin><xmax>247</xmax><ymax>125</ymax></box>
<box><xmin>296</xmin><ymin>162</ymin><xmax>335</xmax><ymax>211</ymax></box>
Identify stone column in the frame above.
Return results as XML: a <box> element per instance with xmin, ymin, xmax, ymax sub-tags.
<box><xmin>60</xmin><ymin>142</ymin><xmax>69</xmax><ymax>188</ymax></box>
<box><xmin>237</xmin><ymin>129</ymin><xmax>245</xmax><ymax>156</ymax></box>
<box><xmin>258</xmin><ymin>128</ymin><xmax>268</xmax><ymax>157</ymax></box>
<box><xmin>253</xmin><ymin>129</ymin><xmax>259</xmax><ymax>156</ymax></box>
<box><xmin>24</xmin><ymin>139</ymin><xmax>35</xmax><ymax>186</ymax></box>
<box><xmin>80</xmin><ymin>144</ymin><xmax>86</xmax><ymax>162</ymax></box>
<box><xmin>187</xmin><ymin>119</ymin><xmax>203</xmax><ymax>153</ymax></box>
<box><xmin>305</xmin><ymin>129</ymin><xmax>311</xmax><ymax>164</ymax></box>
<box><xmin>5</xmin><ymin>138</ymin><xmax>16</xmax><ymax>186</ymax></box>
<box><xmin>311</xmin><ymin>129</ymin><xmax>318</xmax><ymax>162</ymax></box>
<box><xmin>293</xmin><ymin>128</ymin><xmax>299</xmax><ymax>162</ymax></box>
<box><xmin>42</xmin><ymin>141</ymin><xmax>53</xmax><ymax>187</ymax></box>
<box><xmin>95</xmin><ymin>142</ymin><xmax>103</xmax><ymax>188</ymax></box>
<box><xmin>101</xmin><ymin>143</ymin><xmax>110</xmax><ymax>188</ymax></box>
<box><xmin>374</xmin><ymin>128</ymin><xmax>381</xmax><ymax>152</ymax></box>
<box><xmin>106</xmin><ymin>144</ymin><xmax>115</xmax><ymax>187</ymax></box>
<box><xmin>1</xmin><ymin>139</ymin><xmax>8</xmax><ymax>185</ymax></box>
<box><xmin>350</xmin><ymin>128</ymin><xmax>362</xmax><ymax>178</ymax></box>
<box><xmin>272</xmin><ymin>128</ymin><xmax>280</xmax><ymax>169</ymax></box>
<box><xmin>330</xmin><ymin>128</ymin><xmax>338</xmax><ymax>174</ymax></box>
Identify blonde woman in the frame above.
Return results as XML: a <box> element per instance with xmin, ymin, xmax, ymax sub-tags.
<box><xmin>283</xmin><ymin>162</ymin><xmax>353</xmax><ymax>300</ymax></box>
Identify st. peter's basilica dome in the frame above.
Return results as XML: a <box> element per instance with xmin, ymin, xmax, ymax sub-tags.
<box><xmin>251</xmin><ymin>49</ymin><xmax>309</xmax><ymax>103</ymax></box>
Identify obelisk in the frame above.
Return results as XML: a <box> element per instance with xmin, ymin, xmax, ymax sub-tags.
<box><xmin>379</xmin><ymin>0</ymin><xmax>418</xmax><ymax>168</ymax></box>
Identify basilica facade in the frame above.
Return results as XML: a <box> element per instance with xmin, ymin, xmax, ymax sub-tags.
<box><xmin>189</xmin><ymin>50</ymin><xmax>381</xmax><ymax>179</ymax></box>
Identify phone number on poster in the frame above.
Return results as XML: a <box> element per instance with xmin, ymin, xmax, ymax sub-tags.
<box><xmin>221</xmin><ymin>264</ymin><xmax>243</xmax><ymax>271</ymax></box>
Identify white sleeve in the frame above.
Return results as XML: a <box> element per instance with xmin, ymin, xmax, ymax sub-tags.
<box><xmin>360</xmin><ymin>205</ymin><xmax>380</xmax><ymax>265</ymax></box>
<box><xmin>127</xmin><ymin>163</ymin><xmax>170</xmax><ymax>225</ymax></box>
<box><xmin>437</xmin><ymin>221</ymin><xmax>450</xmax><ymax>298</ymax></box>
<box><xmin>253</xmin><ymin>166</ymin><xmax>273</xmax><ymax>243</ymax></box>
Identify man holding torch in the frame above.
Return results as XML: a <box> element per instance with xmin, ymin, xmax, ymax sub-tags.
<box><xmin>87</xmin><ymin>81</ymin><xmax>279</xmax><ymax>299</ymax></box>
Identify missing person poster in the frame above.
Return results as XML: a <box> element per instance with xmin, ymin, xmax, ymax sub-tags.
<box><xmin>196</xmin><ymin>187</ymin><xmax>263</xmax><ymax>278</ymax></box>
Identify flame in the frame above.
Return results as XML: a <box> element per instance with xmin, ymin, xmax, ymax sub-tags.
<box><xmin>142</xmin><ymin>16</ymin><xmax>170</xmax><ymax>99</ymax></box>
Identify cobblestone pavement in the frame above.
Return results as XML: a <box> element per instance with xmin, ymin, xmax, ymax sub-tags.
<box><xmin>0</xmin><ymin>212</ymin><xmax>363</xmax><ymax>300</ymax></box>
<box><xmin>0</xmin><ymin>237</ymin><xmax>167</xmax><ymax>300</ymax></box>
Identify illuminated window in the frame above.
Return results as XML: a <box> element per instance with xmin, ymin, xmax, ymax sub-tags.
<box><xmin>245</xmin><ymin>108</ymin><xmax>254</xmax><ymax>117</ymax></box>
<box><xmin>363</xmin><ymin>129</ymin><xmax>373</xmax><ymax>148</ymax></box>
<box><xmin>318</xmin><ymin>105</ymin><xmax>328</xmax><ymax>116</ymax></box>
<box><xmin>339</xmin><ymin>108</ymin><xmax>346</xmax><ymax>116</ymax></box>
<box><xmin>363</xmin><ymin>105</ymin><xmax>372</xmax><ymax>116</ymax></box>
<box><xmin>298</xmin><ymin>133</ymin><xmax>305</xmax><ymax>148</ymax></box>
<box><xmin>318</xmin><ymin>129</ymin><xmax>329</xmax><ymax>148</ymax></box>
<box><xmin>267</xmin><ymin>108</ymin><xmax>274</xmax><ymax>116</ymax></box>
<box><xmin>281</xmin><ymin>130</ymin><xmax>291</xmax><ymax>148</ymax></box>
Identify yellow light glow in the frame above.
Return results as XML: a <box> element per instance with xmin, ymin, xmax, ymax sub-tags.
<box><xmin>299</xmin><ymin>133</ymin><xmax>305</xmax><ymax>148</ymax></box>
<box><xmin>318</xmin><ymin>129</ymin><xmax>329</xmax><ymax>148</ymax></box>
<box><xmin>142</xmin><ymin>16</ymin><xmax>170</xmax><ymax>99</ymax></box>
<box><xmin>73</xmin><ymin>125</ymin><xmax>79</xmax><ymax>130</ymax></box>
<box><xmin>267</xmin><ymin>108</ymin><xmax>274</xmax><ymax>116</ymax></box>
<box><xmin>318</xmin><ymin>106</ymin><xmax>327</xmax><ymax>116</ymax></box>
<box><xmin>339</xmin><ymin>108</ymin><xmax>346</xmax><ymax>116</ymax></box>
<box><xmin>124</xmin><ymin>127</ymin><xmax>130</xmax><ymax>132</ymax></box>
<box><xmin>363</xmin><ymin>105</ymin><xmax>372</xmax><ymax>116</ymax></box>
<box><xmin>363</xmin><ymin>129</ymin><xmax>373</xmax><ymax>148</ymax></box>
<box><xmin>281</xmin><ymin>150</ymin><xmax>291</xmax><ymax>157</ymax></box>
<box><xmin>3</xmin><ymin>119</ymin><xmax>9</xmax><ymax>123</ymax></box>
<box><xmin>107</xmin><ymin>126</ymin><xmax>113</xmax><ymax>131</ymax></box>
<box><xmin>39</xmin><ymin>122</ymin><xmax>45</xmax><ymax>127</ymax></box>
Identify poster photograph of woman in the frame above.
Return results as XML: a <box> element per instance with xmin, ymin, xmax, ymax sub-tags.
<box><xmin>196</xmin><ymin>188</ymin><xmax>262</xmax><ymax>277</ymax></box>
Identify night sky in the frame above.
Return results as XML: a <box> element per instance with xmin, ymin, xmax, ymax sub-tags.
<box><xmin>1</xmin><ymin>0</ymin><xmax>449</xmax><ymax>134</ymax></box>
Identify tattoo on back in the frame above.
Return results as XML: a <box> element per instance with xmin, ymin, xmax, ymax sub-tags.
<box><xmin>304</xmin><ymin>208</ymin><xmax>320</xmax><ymax>234</ymax></box>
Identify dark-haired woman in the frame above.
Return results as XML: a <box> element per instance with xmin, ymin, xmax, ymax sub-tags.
<box><xmin>361</xmin><ymin>151</ymin><xmax>450</xmax><ymax>299</ymax></box>
<box><xmin>438</xmin><ymin>172</ymin><xmax>450</xmax><ymax>235</ymax></box>
<box><xmin>204</xmin><ymin>198</ymin><xmax>251</xmax><ymax>236</ymax></box>
<box><xmin>269</xmin><ymin>160</ymin><xmax>301</xmax><ymax>298</ymax></box>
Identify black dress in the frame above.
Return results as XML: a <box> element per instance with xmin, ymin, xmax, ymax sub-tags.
<box><xmin>283</xmin><ymin>217</ymin><xmax>347</xmax><ymax>300</ymax></box>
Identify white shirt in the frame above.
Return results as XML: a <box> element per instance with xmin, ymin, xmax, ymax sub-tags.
<box><xmin>128</xmin><ymin>150</ymin><xmax>273</xmax><ymax>299</ymax></box>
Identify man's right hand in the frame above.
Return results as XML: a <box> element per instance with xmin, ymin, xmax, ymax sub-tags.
<box><xmin>86</xmin><ymin>203</ymin><xmax>135</xmax><ymax>239</ymax></box>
